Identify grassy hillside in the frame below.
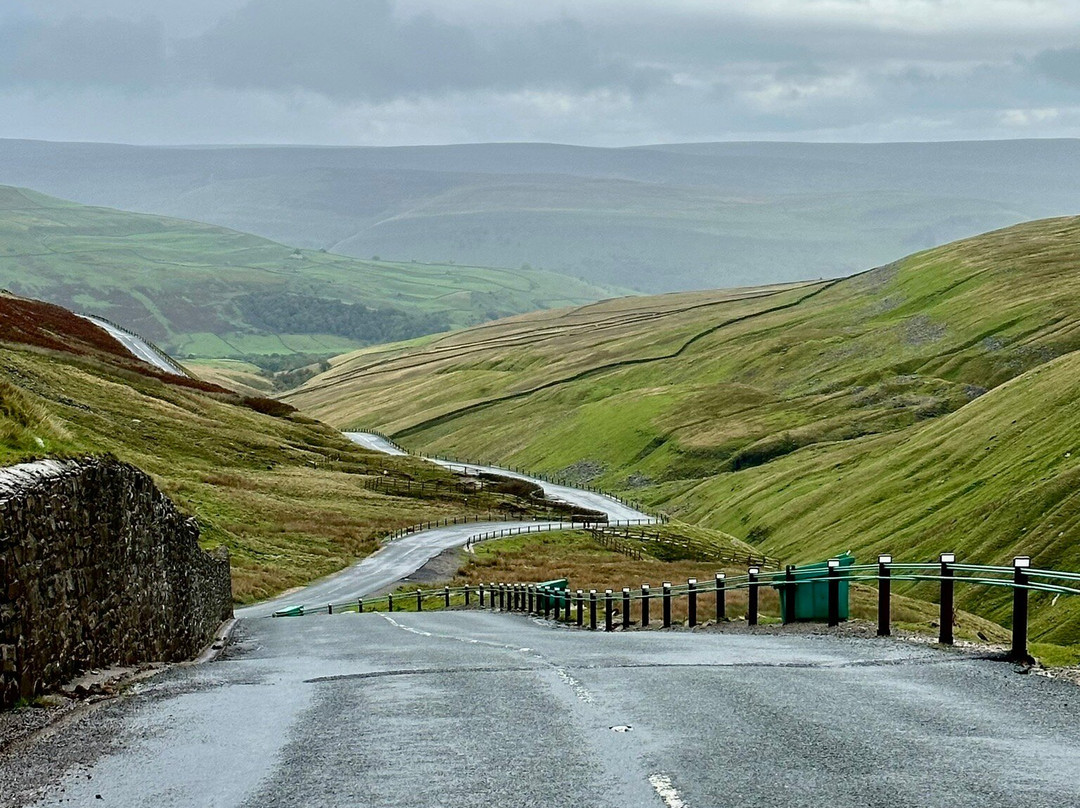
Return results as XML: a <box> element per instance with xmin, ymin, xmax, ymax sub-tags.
<box><xmin>0</xmin><ymin>293</ymin><xmax>561</xmax><ymax>604</ymax></box>
<box><xmin>2</xmin><ymin>138</ymin><xmax>1077</xmax><ymax>292</ymax></box>
<box><xmin>0</xmin><ymin>184</ymin><xmax>618</xmax><ymax>369</ymax></box>
<box><xmin>291</xmin><ymin>217</ymin><xmax>1080</xmax><ymax>640</ymax></box>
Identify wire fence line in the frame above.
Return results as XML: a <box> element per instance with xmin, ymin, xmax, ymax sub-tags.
<box><xmin>277</xmin><ymin>552</ymin><xmax>1078</xmax><ymax>663</ymax></box>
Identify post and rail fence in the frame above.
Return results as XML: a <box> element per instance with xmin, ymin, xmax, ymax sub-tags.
<box><xmin>276</xmin><ymin>551</ymin><xmax>1079</xmax><ymax>664</ymax></box>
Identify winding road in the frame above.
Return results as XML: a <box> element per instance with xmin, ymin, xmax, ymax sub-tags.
<box><xmin>239</xmin><ymin>433</ymin><xmax>653</xmax><ymax>619</ymax></box>
<box><xmin>12</xmin><ymin>332</ymin><xmax>1080</xmax><ymax>807</ymax></box>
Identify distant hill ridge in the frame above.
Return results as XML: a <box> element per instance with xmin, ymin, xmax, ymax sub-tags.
<box><xmin>1</xmin><ymin>138</ymin><xmax>1078</xmax><ymax>291</ymax></box>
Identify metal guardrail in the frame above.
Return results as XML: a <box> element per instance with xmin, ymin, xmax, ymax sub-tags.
<box><xmin>589</xmin><ymin>525</ymin><xmax>782</xmax><ymax>568</ymax></box>
<box><xmin>355</xmin><ymin>427</ymin><xmax>668</xmax><ymax>523</ymax></box>
<box><xmin>281</xmin><ymin>551</ymin><xmax>1073</xmax><ymax>663</ymax></box>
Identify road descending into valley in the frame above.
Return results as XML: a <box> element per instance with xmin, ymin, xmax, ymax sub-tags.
<box><xmin>79</xmin><ymin>314</ymin><xmax>188</xmax><ymax>376</ymax></box>
<box><xmin>16</xmin><ymin>614</ymin><xmax>1080</xmax><ymax>807</ymax></box>
<box><xmin>10</xmin><ymin>429</ymin><xmax>1080</xmax><ymax>806</ymax></box>
<box><xmin>239</xmin><ymin>432</ymin><xmax>653</xmax><ymax>619</ymax></box>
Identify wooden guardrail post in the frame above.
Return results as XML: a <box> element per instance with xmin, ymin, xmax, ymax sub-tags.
<box><xmin>748</xmin><ymin>567</ymin><xmax>759</xmax><ymax>626</ymax></box>
<box><xmin>827</xmin><ymin>559</ymin><xmax>840</xmax><ymax>627</ymax></box>
<box><xmin>605</xmin><ymin>590</ymin><xmax>614</xmax><ymax>632</ymax></box>
<box><xmin>662</xmin><ymin>582</ymin><xmax>672</xmax><ymax>628</ymax></box>
<box><xmin>687</xmin><ymin>578</ymin><xmax>697</xmax><ymax>627</ymax></box>
<box><xmin>622</xmin><ymin>588</ymin><xmax>631</xmax><ymax>630</ymax></box>
<box><xmin>417</xmin><ymin>590</ymin><xmax>423</xmax><ymax>611</ymax></box>
<box><xmin>464</xmin><ymin>585</ymin><xmax>471</xmax><ymax>607</ymax></box>
<box><xmin>939</xmin><ymin>553</ymin><xmax>955</xmax><ymax>645</ymax></box>
<box><xmin>328</xmin><ymin>603</ymin><xmax>333</xmax><ymax>615</ymax></box>
<box><xmin>479</xmin><ymin>584</ymin><xmax>486</xmax><ymax>608</ymax></box>
<box><xmin>877</xmin><ymin>555</ymin><xmax>891</xmax><ymax>637</ymax></box>
<box><xmin>543</xmin><ymin>587</ymin><xmax>552</xmax><ymax>619</ymax></box>
<box><xmin>783</xmin><ymin>566</ymin><xmax>796</xmax><ymax>625</ymax></box>
<box><xmin>388</xmin><ymin>593</ymin><xmax>394</xmax><ymax>612</ymax></box>
<box><xmin>357</xmin><ymin>597</ymin><xmax>364</xmax><ymax>614</ymax></box>
<box><xmin>1012</xmin><ymin>556</ymin><xmax>1031</xmax><ymax>662</ymax></box>
<box><xmin>576</xmin><ymin>589</ymin><xmax>584</xmax><ymax>627</ymax></box>
<box><xmin>715</xmin><ymin>573</ymin><xmax>725</xmax><ymax>622</ymax></box>
<box><xmin>589</xmin><ymin>590</ymin><xmax>598</xmax><ymax>630</ymax></box>
<box><xmin>444</xmin><ymin>586</ymin><xmax>451</xmax><ymax>609</ymax></box>
<box><xmin>527</xmin><ymin>585</ymin><xmax>535</xmax><ymax>614</ymax></box>
<box><xmin>641</xmin><ymin>584</ymin><xmax>651</xmax><ymax>626</ymax></box>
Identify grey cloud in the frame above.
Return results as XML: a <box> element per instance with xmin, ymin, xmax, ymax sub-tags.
<box><xmin>1033</xmin><ymin>48</ymin><xmax>1080</xmax><ymax>88</ymax></box>
<box><xmin>0</xmin><ymin>16</ymin><xmax>166</xmax><ymax>89</ymax></box>
<box><xmin>178</xmin><ymin>0</ymin><xmax>664</xmax><ymax>101</ymax></box>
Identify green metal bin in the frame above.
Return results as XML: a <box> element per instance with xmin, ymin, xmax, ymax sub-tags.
<box><xmin>536</xmin><ymin>578</ymin><xmax>569</xmax><ymax>612</ymax></box>
<box><xmin>773</xmin><ymin>553</ymin><xmax>854</xmax><ymax>622</ymax></box>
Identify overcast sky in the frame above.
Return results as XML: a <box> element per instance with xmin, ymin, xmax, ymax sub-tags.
<box><xmin>2</xmin><ymin>0</ymin><xmax>1079</xmax><ymax>146</ymax></box>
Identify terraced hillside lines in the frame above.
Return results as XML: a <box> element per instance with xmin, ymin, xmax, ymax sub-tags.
<box><xmin>0</xmin><ymin>184</ymin><xmax>621</xmax><ymax>365</ymax></box>
<box><xmin>287</xmin><ymin>282</ymin><xmax>819</xmax><ymax>431</ymax></box>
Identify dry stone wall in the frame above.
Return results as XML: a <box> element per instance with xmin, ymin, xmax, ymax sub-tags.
<box><xmin>0</xmin><ymin>457</ymin><xmax>233</xmax><ymax>708</ymax></box>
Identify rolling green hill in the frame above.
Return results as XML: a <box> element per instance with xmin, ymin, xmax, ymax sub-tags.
<box><xmin>1</xmin><ymin>138</ymin><xmax>1077</xmax><ymax>292</ymax></box>
<box><xmin>0</xmin><ymin>293</ymin><xmax>558</xmax><ymax>604</ymax></box>
<box><xmin>290</xmin><ymin>217</ymin><xmax>1080</xmax><ymax>641</ymax></box>
<box><xmin>0</xmin><ymin>184</ymin><xmax>619</xmax><ymax>369</ymax></box>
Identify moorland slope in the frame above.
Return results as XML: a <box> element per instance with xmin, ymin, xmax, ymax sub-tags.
<box><xmin>0</xmin><ymin>293</ymin><xmax>550</xmax><ymax>603</ymax></box>
<box><xmin>292</xmin><ymin>217</ymin><xmax>1080</xmax><ymax>640</ymax></box>
<box><xmin>0</xmin><ymin>184</ymin><xmax>616</xmax><ymax>367</ymax></box>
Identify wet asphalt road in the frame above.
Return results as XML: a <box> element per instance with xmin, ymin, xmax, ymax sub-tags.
<box><xmin>26</xmin><ymin>612</ymin><xmax>1080</xmax><ymax>808</ymax></box>
<box><xmin>238</xmin><ymin>433</ymin><xmax>653</xmax><ymax>618</ymax></box>
<box><xmin>79</xmin><ymin>315</ymin><xmax>185</xmax><ymax>376</ymax></box>
<box><xmin>342</xmin><ymin>432</ymin><xmax>652</xmax><ymax>524</ymax></box>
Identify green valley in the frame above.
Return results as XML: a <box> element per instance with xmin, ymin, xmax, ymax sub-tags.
<box><xmin>0</xmin><ymin>185</ymin><xmax>620</xmax><ymax>372</ymax></box>
<box><xmin>290</xmin><ymin>216</ymin><xmax>1080</xmax><ymax>642</ymax></box>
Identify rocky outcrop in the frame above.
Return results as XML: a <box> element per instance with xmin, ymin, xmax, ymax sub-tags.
<box><xmin>0</xmin><ymin>457</ymin><xmax>232</xmax><ymax>709</ymax></box>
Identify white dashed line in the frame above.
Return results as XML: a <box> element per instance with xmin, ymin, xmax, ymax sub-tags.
<box><xmin>649</xmin><ymin>773</ymin><xmax>688</xmax><ymax>808</ymax></box>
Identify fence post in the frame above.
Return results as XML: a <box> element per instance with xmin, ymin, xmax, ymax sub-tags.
<box><xmin>490</xmin><ymin>582</ymin><xmax>497</xmax><ymax>611</ymax></box>
<box><xmin>715</xmin><ymin>573</ymin><xmax>725</xmax><ymax>622</ymax></box>
<box><xmin>388</xmin><ymin>593</ymin><xmax>394</xmax><ymax>612</ymax></box>
<box><xmin>605</xmin><ymin>590</ymin><xmax>614</xmax><ymax>632</ymax></box>
<box><xmin>748</xmin><ymin>567</ymin><xmax>759</xmax><ymax>626</ymax></box>
<box><xmin>688</xmin><ymin>579</ymin><xmax>697</xmax><ymax>627</ymax></box>
<box><xmin>877</xmin><ymin>555</ymin><xmax>892</xmax><ymax>637</ymax></box>
<box><xmin>417</xmin><ymin>590</ymin><xmax>423</xmax><ymax>611</ymax></box>
<box><xmin>641</xmin><ymin>584</ymin><xmax>651</xmax><ymax>626</ymax></box>
<box><xmin>576</xmin><ymin>590</ymin><xmax>584</xmax><ymax>627</ymax></box>
<box><xmin>827</xmin><ymin>559</ymin><xmax>840</xmax><ymax>627</ymax></box>
<box><xmin>1012</xmin><ymin>556</ymin><xmax>1031</xmax><ymax>662</ymax></box>
<box><xmin>464</xmin><ymin>585</ymin><xmax>471</xmax><ymax>607</ymax></box>
<box><xmin>358</xmin><ymin>597</ymin><xmax>364</xmax><ymax>614</ymax></box>
<box><xmin>445</xmin><ymin>586</ymin><xmax>451</xmax><ymax>609</ymax></box>
<box><xmin>939</xmin><ymin>553</ymin><xmax>955</xmax><ymax>645</ymax></box>
<box><xmin>554</xmin><ymin>588</ymin><xmax>563</xmax><ymax>621</ymax></box>
<box><xmin>622</xmin><ymin>588</ymin><xmax>631</xmax><ymax>630</ymax></box>
<box><xmin>543</xmin><ymin>587</ymin><xmax>552</xmax><ymax>619</ymax></box>
<box><xmin>783</xmin><ymin>565</ymin><xmax>796</xmax><ymax>625</ymax></box>
<box><xmin>328</xmin><ymin>603</ymin><xmax>333</xmax><ymax>615</ymax></box>
<box><xmin>528</xmin><ymin>585</ymin><xmax>535</xmax><ymax>614</ymax></box>
<box><xmin>589</xmin><ymin>590</ymin><xmax>598</xmax><ymax>630</ymax></box>
<box><xmin>479</xmin><ymin>584</ymin><xmax>486</xmax><ymax>608</ymax></box>
<box><xmin>662</xmin><ymin>582</ymin><xmax>672</xmax><ymax>628</ymax></box>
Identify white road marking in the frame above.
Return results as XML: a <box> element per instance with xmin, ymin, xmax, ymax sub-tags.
<box><xmin>649</xmin><ymin>773</ymin><xmax>688</xmax><ymax>808</ymax></box>
<box><xmin>376</xmin><ymin>613</ymin><xmax>595</xmax><ymax>702</ymax></box>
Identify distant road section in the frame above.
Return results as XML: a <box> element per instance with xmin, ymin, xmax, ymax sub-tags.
<box><xmin>79</xmin><ymin>314</ymin><xmax>188</xmax><ymax>376</ymax></box>
<box><xmin>343</xmin><ymin>431</ymin><xmax>650</xmax><ymax>522</ymax></box>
